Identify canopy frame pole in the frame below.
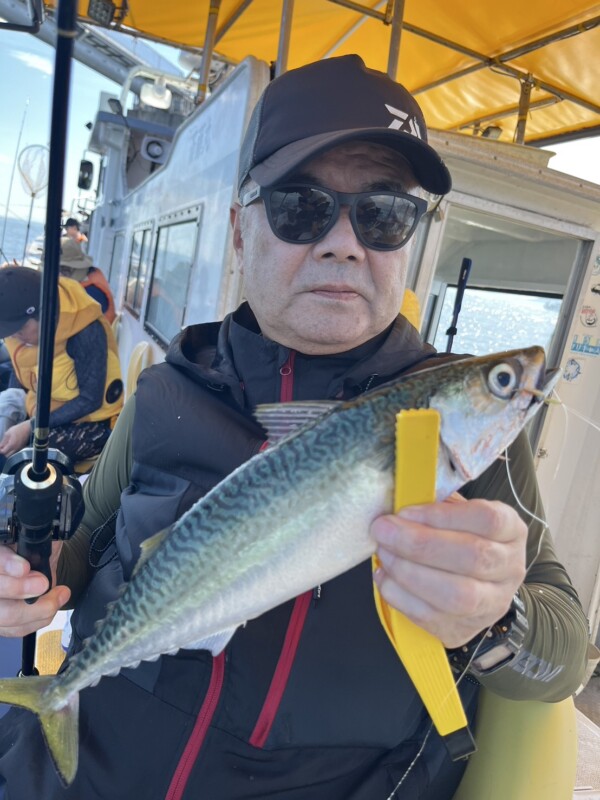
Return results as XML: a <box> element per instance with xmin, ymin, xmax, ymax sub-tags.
<box><xmin>327</xmin><ymin>0</ymin><xmax>386</xmax><ymax>21</ymax></box>
<box><xmin>275</xmin><ymin>0</ymin><xmax>295</xmax><ymax>76</ymax></box>
<box><xmin>196</xmin><ymin>0</ymin><xmax>222</xmax><ymax>104</ymax></box>
<box><xmin>386</xmin><ymin>0</ymin><xmax>405</xmax><ymax>80</ymax></box>
<box><xmin>321</xmin><ymin>0</ymin><xmax>386</xmax><ymax>59</ymax></box>
<box><xmin>455</xmin><ymin>96</ymin><xmax>558</xmax><ymax>133</ymax></box>
<box><xmin>514</xmin><ymin>74</ymin><xmax>535</xmax><ymax>144</ymax></box>
<box><xmin>215</xmin><ymin>0</ymin><xmax>255</xmax><ymax>45</ymax></box>
<box><xmin>406</xmin><ymin>17</ymin><xmax>600</xmax><ymax>118</ymax></box>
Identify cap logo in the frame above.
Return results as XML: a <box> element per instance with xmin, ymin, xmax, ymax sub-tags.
<box><xmin>385</xmin><ymin>104</ymin><xmax>422</xmax><ymax>139</ymax></box>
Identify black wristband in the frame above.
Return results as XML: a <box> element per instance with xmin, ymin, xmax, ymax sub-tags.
<box><xmin>446</xmin><ymin>593</ymin><xmax>528</xmax><ymax>677</ymax></box>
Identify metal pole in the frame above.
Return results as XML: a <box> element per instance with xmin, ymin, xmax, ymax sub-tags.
<box><xmin>196</xmin><ymin>0</ymin><xmax>222</xmax><ymax>104</ymax></box>
<box><xmin>514</xmin><ymin>74</ymin><xmax>534</xmax><ymax>144</ymax></box>
<box><xmin>386</xmin><ymin>0</ymin><xmax>405</xmax><ymax>80</ymax></box>
<box><xmin>215</xmin><ymin>0</ymin><xmax>254</xmax><ymax>45</ymax></box>
<box><xmin>21</xmin><ymin>197</ymin><xmax>35</xmax><ymax>266</ymax></box>
<box><xmin>275</xmin><ymin>0</ymin><xmax>295</xmax><ymax>77</ymax></box>
<box><xmin>326</xmin><ymin>0</ymin><xmax>385</xmax><ymax>21</ymax></box>
<box><xmin>321</xmin><ymin>0</ymin><xmax>386</xmax><ymax>59</ymax></box>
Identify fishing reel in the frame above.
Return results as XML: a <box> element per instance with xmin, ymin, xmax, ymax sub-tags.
<box><xmin>0</xmin><ymin>448</ymin><xmax>84</xmax><ymax>600</ymax></box>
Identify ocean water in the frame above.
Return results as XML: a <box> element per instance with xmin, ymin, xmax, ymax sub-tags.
<box><xmin>0</xmin><ymin>214</ymin><xmax>45</xmax><ymax>265</ymax></box>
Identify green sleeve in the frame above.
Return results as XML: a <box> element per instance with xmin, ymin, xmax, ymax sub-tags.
<box><xmin>461</xmin><ymin>430</ymin><xmax>589</xmax><ymax>701</ymax></box>
<box><xmin>57</xmin><ymin>395</ymin><xmax>136</xmax><ymax>605</ymax></box>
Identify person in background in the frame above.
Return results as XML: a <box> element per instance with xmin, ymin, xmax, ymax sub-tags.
<box><xmin>58</xmin><ymin>237</ymin><xmax>116</xmax><ymax>324</ymax></box>
<box><xmin>63</xmin><ymin>217</ymin><xmax>88</xmax><ymax>244</ymax></box>
<box><xmin>0</xmin><ymin>266</ymin><xmax>123</xmax><ymax>466</ymax></box>
<box><xmin>0</xmin><ymin>55</ymin><xmax>590</xmax><ymax>800</ymax></box>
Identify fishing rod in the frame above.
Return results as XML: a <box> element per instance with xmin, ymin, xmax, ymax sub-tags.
<box><xmin>0</xmin><ymin>0</ymin><xmax>84</xmax><ymax>676</ymax></box>
<box><xmin>0</xmin><ymin>99</ymin><xmax>29</xmax><ymax>257</ymax></box>
<box><xmin>445</xmin><ymin>257</ymin><xmax>472</xmax><ymax>354</ymax></box>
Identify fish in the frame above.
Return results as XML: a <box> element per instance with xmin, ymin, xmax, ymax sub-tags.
<box><xmin>0</xmin><ymin>346</ymin><xmax>558</xmax><ymax>785</ymax></box>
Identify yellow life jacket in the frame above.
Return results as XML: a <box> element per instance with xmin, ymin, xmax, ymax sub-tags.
<box><xmin>6</xmin><ymin>277</ymin><xmax>123</xmax><ymax>425</ymax></box>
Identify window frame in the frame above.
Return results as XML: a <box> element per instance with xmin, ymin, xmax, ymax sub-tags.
<box><xmin>143</xmin><ymin>211</ymin><xmax>200</xmax><ymax>347</ymax></box>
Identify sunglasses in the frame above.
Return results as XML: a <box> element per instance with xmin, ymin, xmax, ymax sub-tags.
<box><xmin>240</xmin><ymin>184</ymin><xmax>428</xmax><ymax>251</ymax></box>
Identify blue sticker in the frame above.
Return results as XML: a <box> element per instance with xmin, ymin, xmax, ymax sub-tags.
<box><xmin>570</xmin><ymin>334</ymin><xmax>600</xmax><ymax>357</ymax></box>
<box><xmin>563</xmin><ymin>358</ymin><xmax>582</xmax><ymax>382</ymax></box>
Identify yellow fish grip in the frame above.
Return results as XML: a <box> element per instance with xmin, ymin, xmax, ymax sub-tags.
<box><xmin>372</xmin><ymin>408</ymin><xmax>476</xmax><ymax>760</ymax></box>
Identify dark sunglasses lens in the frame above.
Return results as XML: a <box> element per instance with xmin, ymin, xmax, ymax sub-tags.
<box><xmin>268</xmin><ymin>187</ymin><xmax>335</xmax><ymax>242</ymax></box>
<box><xmin>355</xmin><ymin>194</ymin><xmax>419</xmax><ymax>249</ymax></box>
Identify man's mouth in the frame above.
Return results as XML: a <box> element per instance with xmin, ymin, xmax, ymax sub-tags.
<box><xmin>310</xmin><ymin>285</ymin><xmax>361</xmax><ymax>299</ymax></box>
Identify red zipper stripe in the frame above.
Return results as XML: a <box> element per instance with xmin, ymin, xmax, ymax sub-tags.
<box><xmin>165</xmin><ymin>652</ymin><xmax>225</xmax><ymax>800</ymax></box>
<box><xmin>279</xmin><ymin>351</ymin><xmax>296</xmax><ymax>402</ymax></box>
<box><xmin>249</xmin><ymin>591</ymin><xmax>312</xmax><ymax>748</ymax></box>
<box><xmin>165</xmin><ymin>348</ymin><xmax>301</xmax><ymax>792</ymax></box>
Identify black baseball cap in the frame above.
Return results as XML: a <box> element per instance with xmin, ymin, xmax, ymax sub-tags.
<box><xmin>0</xmin><ymin>266</ymin><xmax>41</xmax><ymax>338</ymax></box>
<box><xmin>238</xmin><ymin>54</ymin><xmax>451</xmax><ymax>196</ymax></box>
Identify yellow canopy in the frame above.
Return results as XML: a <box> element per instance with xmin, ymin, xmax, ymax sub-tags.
<box><xmin>53</xmin><ymin>0</ymin><xmax>600</xmax><ymax>145</ymax></box>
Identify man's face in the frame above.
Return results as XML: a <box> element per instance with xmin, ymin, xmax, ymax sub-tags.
<box><xmin>65</xmin><ymin>226</ymin><xmax>79</xmax><ymax>241</ymax></box>
<box><xmin>232</xmin><ymin>142</ymin><xmax>419</xmax><ymax>355</ymax></box>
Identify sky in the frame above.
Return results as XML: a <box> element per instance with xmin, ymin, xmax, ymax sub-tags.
<box><xmin>0</xmin><ymin>26</ymin><xmax>598</xmax><ymax>227</ymax></box>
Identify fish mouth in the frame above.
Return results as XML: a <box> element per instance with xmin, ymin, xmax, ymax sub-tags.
<box><xmin>523</xmin><ymin>366</ymin><xmax>560</xmax><ymax>414</ymax></box>
<box><xmin>524</xmin><ymin>367</ymin><xmax>560</xmax><ymax>403</ymax></box>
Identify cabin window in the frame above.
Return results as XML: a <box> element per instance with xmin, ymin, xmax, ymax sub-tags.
<box><xmin>125</xmin><ymin>228</ymin><xmax>152</xmax><ymax>316</ymax></box>
<box><xmin>431</xmin><ymin>286</ymin><xmax>562</xmax><ymax>355</ymax></box>
<box><xmin>145</xmin><ymin>219</ymin><xmax>196</xmax><ymax>344</ymax></box>
<box><xmin>108</xmin><ymin>232</ymin><xmax>125</xmax><ymax>295</ymax></box>
<box><xmin>423</xmin><ymin>204</ymin><xmax>581</xmax><ymax>361</ymax></box>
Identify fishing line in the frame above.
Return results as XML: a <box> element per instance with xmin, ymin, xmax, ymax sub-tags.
<box><xmin>387</xmin><ymin>438</ymin><xmax>553</xmax><ymax>800</ymax></box>
<box><xmin>536</xmin><ymin>389</ymin><xmax>600</xmax><ymax>480</ymax></box>
<box><xmin>0</xmin><ymin>98</ymin><xmax>29</xmax><ymax>255</ymax></box>
<box><xmin>385</xmin><ymin>727</ymin><xmax>433</xmax><ymax>800</ymax></box>
<box><xmin>503</xmin><ymin>446</ymin><xmax>550</xmax><ymax>582</ymax></box>
<box><xmin>553</xmin><ymin>390</ymin><xmax>600</xmax><ymax>434</ymax></box>
<box><xmin>386</xmin><ymin>624</ymin><xmax>497</xmax><ymax>800</ymax></box>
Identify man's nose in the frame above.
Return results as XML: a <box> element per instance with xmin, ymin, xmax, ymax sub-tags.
<box><xmin>312</xmin><ymin>206</ymin><xmax>366</xmax><ymax>262</ymax></box>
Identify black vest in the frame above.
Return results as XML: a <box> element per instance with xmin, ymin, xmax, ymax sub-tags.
<box><xmin>0</xmin><ymin>313</ymin><xmax>478</xmax><ymax>799</ymax></box>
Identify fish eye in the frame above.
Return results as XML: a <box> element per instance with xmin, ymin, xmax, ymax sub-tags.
<box><xmin>488</xmin><ymin>362</ymin><xmax>520</xmax><ymax>399</ymax></box>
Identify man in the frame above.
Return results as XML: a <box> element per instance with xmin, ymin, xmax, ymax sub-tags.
<box><xmin>0</xmin><ymin>55</ymin><xmax>589</xmax><ymax>799</ymax></box>
<box><xmin>63</xmin><ymin>217</ymin><xmax>88</xmax><ymax>244</ymax></box>
<box><xmin>58</xmin><ymin>237</ymin><xmax>117</xmax><ymax>324</ymax></box>
<box><xmin>0</xmin><ymin>266</ymin><xmax>123</xmax><ymax>466</ymax></box>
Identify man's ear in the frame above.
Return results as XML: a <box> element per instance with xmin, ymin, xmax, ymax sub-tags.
<box><xmin>230</xmin><ymin>203</ymin><xmax>244</xmax><ymax>271</ymax></box>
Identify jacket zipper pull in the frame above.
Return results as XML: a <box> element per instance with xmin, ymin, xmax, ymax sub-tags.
<box><xmin>312</xmin><ymin>585</ymin><xmax>322</xmax><ymax>606</ymax></box>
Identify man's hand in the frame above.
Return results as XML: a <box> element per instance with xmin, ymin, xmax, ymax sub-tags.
<box><xmin>371</xmin><ymin>497</ymin><xmax>527</xmax><ymax>648</ymax></box>
<box><xmin>0</xmin><ymin>542</ymin><xmax>70</xmax><ymax>637</ymax></box>
<box><xmin>0</xmin><ymin>420</ymin><xmax>31</xmax><ymax>458</ymax></box>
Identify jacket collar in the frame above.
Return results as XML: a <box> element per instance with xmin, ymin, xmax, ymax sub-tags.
<box><xmin>166</xmin><ymin>302</ymin><xmax>438</xmax><ymax>407</ymax></box>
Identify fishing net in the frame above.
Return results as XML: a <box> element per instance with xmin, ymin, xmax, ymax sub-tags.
<box><xmin>18</xmin><ymin>145</ymin><xmax>49</xmax><ymax>197</ymax></box>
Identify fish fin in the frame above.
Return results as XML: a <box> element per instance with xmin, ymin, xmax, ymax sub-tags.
<box><xmin>0</xmin><ymin>676</ymin><xmax>79</xmax><ymax>786</ymax></box>
<box><xmin>254</xmin><ymin>401</ymin><xmax>338</xmax><ymax>443</ymax></box>
<box><xmin>132</xmin><ymin>528</ymin><xmax>170</xmax><ymax>576</ymax></box>
<box><xmin>185</xmin><ymin>625</ymin><xmax>239</xmax><ymax>655</ymax></box>
<box><xmin>371</xmin><ymin>434</ymin><xmax>396</xmax><ymax>472</ymax></box>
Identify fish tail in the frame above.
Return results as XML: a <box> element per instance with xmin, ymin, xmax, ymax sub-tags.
<box><xmin>0</xmin><ymin>676</ymin><xmax>79</xmax><ymax>786</ymax></box>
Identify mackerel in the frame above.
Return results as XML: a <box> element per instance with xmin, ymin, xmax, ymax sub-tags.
<box><xmin>0</xmin><ymin>346</ymin><xmax>558</xmax><ymax>784</ymax></box>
